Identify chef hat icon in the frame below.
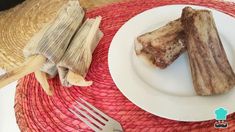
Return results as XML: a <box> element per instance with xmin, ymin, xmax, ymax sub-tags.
<box><xmin>214</xmin><ymin>107</ymin><xmax>228</xmax><ymax>120</ymax></box>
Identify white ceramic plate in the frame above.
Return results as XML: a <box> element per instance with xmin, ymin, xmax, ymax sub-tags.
<box><xmin>108</xmin><ymin>5</ymin><xmax>235</xmax><ymax>121</ymax></box>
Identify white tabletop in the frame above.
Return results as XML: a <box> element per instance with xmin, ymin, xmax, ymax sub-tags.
<box><xmin>0</xmin><ymin>69</ymin><xmax>20</xmax><ymax>132</ymax></box>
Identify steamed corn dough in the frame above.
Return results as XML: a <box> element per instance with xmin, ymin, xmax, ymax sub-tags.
<box><xmin>23</xmin><ymin>1</ymin><xmax>84</xmax><ymax>76</ymax></box>
<box><xmin>58</xmin><ymin>18</ymin><xmax>103</xmax><ymax>87</ymax></box>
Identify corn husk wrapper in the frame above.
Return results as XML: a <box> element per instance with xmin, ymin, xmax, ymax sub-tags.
<box><xmin>23</xmin><ymin>0</ymin><xmax>84</xmax><ymax>76</ymax></box>
<box><xmin>58</xmin><ymin>18</ymin><xmax>103</xmax><ymax>87</ymax></box>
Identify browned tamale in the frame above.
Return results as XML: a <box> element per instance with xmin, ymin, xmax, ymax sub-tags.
<box><xmin>181</xmin><ymin>7</ymin><xmax>235</xmax><ymax>95</ymax></box>
<box><xmin>135</xmin><ymin>19</ymin><xmax>186</xmax><ymax>69</ymax></box>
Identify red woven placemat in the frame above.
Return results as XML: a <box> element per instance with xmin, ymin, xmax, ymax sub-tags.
<box><xmin>15</xmin><ymin>0</ymin><xmax>235</xmax><ymax>131</ymax></box>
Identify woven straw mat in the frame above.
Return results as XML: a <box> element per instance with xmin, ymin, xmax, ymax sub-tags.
<box><xmin>0</xmin><ymin>0</ymin><xmax>122</xmax><ymax>71</ymax></box>
<box><xmin>15</xmin><ymin>0</ymin><xmax>235</xmax><ymax>132</ymax></box>
<box><xmin>0</xmin><ymin>0</ymin><xmax>67</xmax><ymax>70</ymax></box>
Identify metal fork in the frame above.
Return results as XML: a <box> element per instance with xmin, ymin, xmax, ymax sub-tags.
<box><xmin>69</xmin><ymin>98</ymin><xmax>123</xmax><ymax>132</ymax></box>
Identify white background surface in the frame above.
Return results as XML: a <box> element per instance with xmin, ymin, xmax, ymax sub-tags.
<box><xmin>0</xmin><ymin>69</ymin><xmax>20</xmax><ymax>132</ymax></box>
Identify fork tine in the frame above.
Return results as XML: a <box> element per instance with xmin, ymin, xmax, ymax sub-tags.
<box><xmin>73</xmin><ymin>104</ymin><xmax>104</xmax><ymax>129</ymax></box>
<box><xmin>76</xmin><ymin>101</ymin><xmax>107</xmax><ymax>124</ymax></box>
<box><xmin>79</xmin><ymin>98</ymin><xmax>111</xmax><ymax>120</ymax></box>
<box><xmin>69</xmin><ymin>108</ymin><xmax>100</xmax><ymax>132</ymax></box>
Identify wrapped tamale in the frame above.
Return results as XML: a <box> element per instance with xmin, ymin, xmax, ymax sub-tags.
<box><xmin>181</xmin><ymin>7</ymin><xmax>235</xmax><ymax>95</ymax></box>
<box><xmin>135</xmin><ymin>19</ymin><xmax>186</xmax><ymax>69</ymax></box>
<box><xmin>58</xmin><ymin>17</ymin><xmax>103</xmax><ymax>87</ymax></box>
<box><xmin>23</xmin><ymin>0</ymin><xmax>84</xmax><ymax>76</ymax></box>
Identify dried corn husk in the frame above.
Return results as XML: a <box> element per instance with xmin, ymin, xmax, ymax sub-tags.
<box><xmin>23</xmin><ymin>0</ymin><xmax>84</xmax><ymax>76</ymax></box>
<box><xmin>58</xmin><ymin>17</ymin><xmax>103</xmax><ymax>87</ymax></box>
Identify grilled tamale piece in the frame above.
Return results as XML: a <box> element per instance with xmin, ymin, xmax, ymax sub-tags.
<box><xmin>181</xmin><ymin>7</ymin><xmax>235</xmax><ymax>95</ymax></box>
<box><xmin>135</xmin><ymin>19</ymin><xmax>186</xmax><ymax>69</ymax></box>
